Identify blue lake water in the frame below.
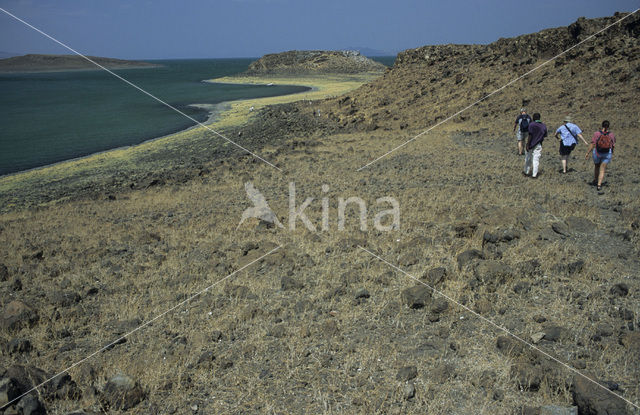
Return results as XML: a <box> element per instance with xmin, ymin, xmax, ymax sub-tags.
<box><xmin>0</xmin><ymin>56</ymin><xmax>395</xmax><ymax>175</ymax></box>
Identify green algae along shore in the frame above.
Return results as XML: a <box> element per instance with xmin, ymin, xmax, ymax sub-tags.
<box><xmin>0</xmin><ymin>71</ymin><xmax>384</xmax><ymax>212</ymax></box>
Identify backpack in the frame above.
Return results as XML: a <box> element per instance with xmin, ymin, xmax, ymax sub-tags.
<box><xmin>596</xmin><ymin>131</ymin><xmax>613</xmax><ymax>153</ymax></box>
<box><xmin>520</xmin><ymin>115</ymin><xmax>530</xmax><ymax>132</ymax></box>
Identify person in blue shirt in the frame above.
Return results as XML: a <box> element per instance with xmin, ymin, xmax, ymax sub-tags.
<box><xmin>554</xmin><ymin>115</ymin><xmax>588</xmax><ymax>173</ymax></box>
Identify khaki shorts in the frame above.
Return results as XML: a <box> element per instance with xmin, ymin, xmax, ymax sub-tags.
<box><xmin>517</xmin><ymin>130</ymin><xmax>529</xmax><ymax>141</ymax></box>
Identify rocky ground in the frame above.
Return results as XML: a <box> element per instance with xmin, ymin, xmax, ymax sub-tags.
<box><xmin>0</xmin><ymin>12</ymin><xmax>639</xmax><ymax>415</ymax></box>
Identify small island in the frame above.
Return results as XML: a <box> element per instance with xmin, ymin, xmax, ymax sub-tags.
<box><xmin>0</xmin><ymin>54</ymin><xmax>161</xmax><ymax>73</ymax></box>
<box><xmin>244</xmin><ymin>50</ymin><xmax>386</xmax><ymax>75</ymax></box>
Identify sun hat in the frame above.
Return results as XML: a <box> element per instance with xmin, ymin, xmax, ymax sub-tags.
<box><xmin>564</xmin><ymin>115</ymin><xmax>572</xmax><ymax>122</ymax></box>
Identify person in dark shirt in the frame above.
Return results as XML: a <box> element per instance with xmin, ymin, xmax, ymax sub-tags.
<box><xmin>523</xmin><ymin>113</ymin><xmax>547</xmax><ymax>178</ymax></box>
<box><xmin>513</xmin><ymin>108</ymin><xmax>532</xmax><ymax>155</ymax></box>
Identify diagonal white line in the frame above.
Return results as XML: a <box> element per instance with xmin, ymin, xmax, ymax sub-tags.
<box><xmin>0</xmin><ymin>7</ymin><xmax>282</xmax><ymax>172</ymax></box>
<box><xmin>357</xmin><ymin>245</ymin><xmax>640</xmax><ymax>410</ymax></box>
<box><xmin>1</xmin><ymin>245</ymin><xmax>282</xmax><ymax>410</ymax></box>
<box><xmin>356</xmin><ymin>9</ymin><xmax>640</xmax><ymax>171</ymax></box>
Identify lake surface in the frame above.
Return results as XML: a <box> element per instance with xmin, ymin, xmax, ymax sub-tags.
<box><xmin>0</xmin><ymin>56</ymin><xmax>395</xmax><ymax>175</ymax></box>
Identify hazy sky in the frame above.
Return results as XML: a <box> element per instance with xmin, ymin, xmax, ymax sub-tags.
<box><xmin>0</xmin><ymin>0</ymin><xmax>637</xmax><ymax>59</ymax></box>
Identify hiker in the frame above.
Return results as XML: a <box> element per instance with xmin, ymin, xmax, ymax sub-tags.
<box><xmin>585</xmin><ymin>120</ymin><xmax>615</xmax><ymax>192</ymax></box>
<box><xmin>513</xmin><ymin>108</ymin><xmax>532</xmax><ymax>155</ymax></box>
<box><xmin>554</xmin><ymin>116</ymin><xmax>589</xmax><ymax>173</ymax></box>
<box><xmin>523</xmin><ymin>113</ymin><xmax>547</xmax><ymax>178</ymax></box>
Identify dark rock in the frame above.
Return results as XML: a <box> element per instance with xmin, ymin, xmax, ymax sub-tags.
<box><xmin>539</xmin><ymin>405</ymin><xmax>577</xmax><ymax>415</ymax></box>
<box><xmin>474</xmin><ymin>260</ymin><xmax>513</xmax><ymax>290</ymax></box>
<box><xmin>454</xmin><ymin>222</ymin><xmax>477</xmax><ymax>238</ymax></box>
<box><xmin>11</xmin><ymin>278</ymin><xmax>22</xmax><ymax>291</ymax></box>
<box><xmin>0</xmin><ymin>301</ymin><xmax>38</xmax><ymax>332</ymax></box>
<box><xmin>533</xmin><ymin>315</ymin><xmax>547</xmax><ymax>323</ymax></box>
<box><xmin>551</xmin><ymin>222</ymin><xmax>570</xmax><ymax>236</ymax></box>
<box><xmin>50</xmin><ymin>373</ymin><xmax>81</xmax><ymax>400</ymax></box>
<box><xmin>396</xmin><ymin>366</ymin><xmax>418</xmax><ymax>381</ymax></box>
<box><xmin>6</xmin><ymin>338</ymin><xmax>32</xmax><ymax>355</ymax></box>
<box><xmin>572</xmin><ymin>374</ymin><xmax>628</xmax><ymax>415</ymax></box>
<box><xmin>430</xmin><ymin>298</ymin><xmax>448</xmax><ymax>314</ymax></box>
<box><xmin>610</xmin><ymin>283</ymin><xmax>629</xmax><ymax>297</ymax></box>
<box><xmin>0</xmin><ymin>376</ymin><xmax>21</xmax><ymax>407</ymax></box>
<box><xmin>518</xmin><ymin>259</ymin><xmax>541</xmax><ymax>277</ymax></box>
<box><xmin>565</xmin><ymin>216</ymin><xmax>595</xmax><ymax>233</ymax></box>
<box><xmin>594</xmin><ymin>323</ymin><xmax>613</xmax><ymax>337</ymax></box>
<box><xmin>16</xmin><ymin>394</ymin><xmax>45</xmax><ymax>415</ymax></box>
<box><xmin>100</xmin><ymin>374</ymin><xmax>145</xmax><ymax>411</ymax></box>
<box><xmin>211</xmin><ymin>330</ymin><xmax>223</xmax><ymax>342</ymax></box>
<box><xmin>511</xmin><ymin>362</ymin><xmax>542</xmax><ymax>391</ymax></box>
<box><xmin>354</xmin><ymin>288</ymin><xmax>370</xmax><ymax>299</ymax></box>
<box><xmin>619</xmin><ymin>332</ymin><xmax>640</xmax><ymax>353</ymax></box>
<box><xmin>47</xmin><ymin>291</ymin><xmax>81</xmax><ymax>307</ymax></box>
<box><xmin>397</xmin><ymin>251</ymin><xmax>420</xmax><ymax>267</ymax></box>
<box><xmin>401</xmin><ymin>285</ymin><xmax>431</xmax><ymax>309</ymax></box>
<box><xmin>224</xmin><ymin>284</ymin><xmax>256</xmax><ymax>299</ymax></box>
<box><xmin>496</xmin><ymin>336</ymin><xmax>525</xmax><ymax>358</ymax></box>
<box><xmin>281</xmin><ymin>276</ymin><xmax>304</xmax><ymax>291</ymax></box>
<box><xmin>422</xmin><ymin>267</ymin><xmax>447</xmax><ymax>286</ymax></box>
<box><xmin>513</xmin><ymin>281</ymin><xmax>531</xmax><ymax>294</ymax></box>
<box><xmin>457</xmin><ymin>249</ymin><xmax>484</xmax><ymax>269</ymax></box>
<box><xmin>0</xmin><ymin>264</ymin><xmax>8</xmax><ymax>281</ymax></box>
<box><xmin>403</xmin><ymin>382</ymin><xmax>415</xmax><ymax>400</ymax></box>
<box><xmin>544</xmin><ymin>325</ymin><xmax>564</xmax><ymax>342</ymax></box>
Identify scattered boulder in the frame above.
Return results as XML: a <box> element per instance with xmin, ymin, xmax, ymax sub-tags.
<box><xmin>511</xmin><ymin>362</ymin><xmax>542</xmax><ymax>391</ymax></box>
<box><xmin>619</xmin><ymin>332</ymin><xmax>640</xmax><ymax>354</ymax></box>
<box><xmin>354</xmin><ymin>288</ymin><xmax>370</xmax><ymax>300</ymax></box>
<box><xmin>397</xmin><ymin>251</ymin><xmax>420</xmax><ymax>267</ymax></box>
<box><xmin>473</xmin><ymin>260</ymin><xmax>513</xmax><ymax>290</ymax></box>
<box><xmin>100</xmin><ymin>374</ymin><xmax>145</xmax><ymax>411</ymax></box>
<box><xmin>401</xmin><ymin>286</ymin><xmax>431</xmax><ymax>309</ymax></box>
<box><xmin>513</xmin><ymin>281</ymin><xmax>531</xmax><ymax>294</ymax></box>
<box><xmin>281</xmin><ymin>276</ymin><xmax>304</xmax><ymax>291</ymax></box>
<box><xmin>551</xmin><ymin>222</ymin><xmax>570</xmax><ymax>237</ymax></box>
<box><xmin>47</xmin><ymin>291</ymin><xmax>81</xmax><ymax>308</ymax></box>
<box><xmin>15</xmin><ymin>394</ymin><xmax>45</xmax><ymax>415</ymax></box>
<box><xmin>543</xmin><ymin>325</ymin><xmax>565</xmax><ymax>342</ymax></box>
<box><xmin>594</xmin><ymin>323</ymin><xmax>613</xmax><ymax>338</ymax></box>
<box><xmin>539</xmin><ymin>405</ymin><xmax>577</xmax><ymax>415</ymax></box>
<box><xmin>457</xmin><ymin>249</ymin><xmax>484</xmax><ymax>270</ymax></box>
<box><xmin>609</xmin><ymin>283</ymin><xmax>629</xmax><ymax>297</ymax></box>
<box><xmin>496</xmin><ymin>336</ymin><xmax>526</xmax><ymax>358</ymax></box>
<box><xmin>0</xmin><ymin>301</ymin><xmax>38</xmax><ymax>332</ymax></box>
<box><xmin>0</xmin><ymin>264</ymin><xmax>8</xmax><ymax>281</ymax></box>
<box><xmin>0</xmin><ymin>376</ymin><xmax>21</xmax><ymax>407</ymax></box>
<box><xmin>422</xmin><ymin>267</ymin><xmax>447</xmax><ymax>286</ymax></box>
<box><xmin>572</xmin><ymin>374</ymin><xmax>629</xmax><ymax>415</ymax></box>
<box><xmin>396</xmin><ymin>366</ymin><xmax>418</xmax><ymax>381</ymax></box>
<box><xmin>430</xmin><ymin>298</ymin><xmax>448</xmax><ymax>314</ymax></box>
<box><xmin>403</xmin><ymin>382</ymin><xmax>415</xmax><ymax>400</ymax></box>
<box><xmin>565</xmin><ymin>216</ymin><xmax>595</xmax><ymax>234</ymax></box>
<box><xmin>6</xmin><ymin>338</ymin><xmax>32</xmax><ymax>355</ymax></box>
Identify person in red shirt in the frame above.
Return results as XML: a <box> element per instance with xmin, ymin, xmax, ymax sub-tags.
<box><xmin>585</xmin><ymin>120</ymin><xmax>616</xmax><ymax>192</ymax></box>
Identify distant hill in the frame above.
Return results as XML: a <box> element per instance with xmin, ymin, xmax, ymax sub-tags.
<box><xmin>245</xmin><ymin>50</ymin><xmax>387</xmax><ymax>75</ymax></box>
<box><xmin>0</xmin><ymin>54</ymin><xmax>161</xmax><ymax>73</ymax></box>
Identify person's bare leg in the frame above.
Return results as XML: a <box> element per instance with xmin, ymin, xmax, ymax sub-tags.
<box><xmin>598</xmin><ymin>163</ymin><xmax>607</xmax><ymax>187</ymax></box>
<box><xmin>518</xmin><ymin>140</ymin><xmax>523</xmax><ymax>155</ymax></box>
<box><xmin>561</xmin><ymin>156</ymin><xmax>568</xmax><ymax>173</ymax></box>
<box><xmin>594</xmin><ymin>164</ymin><xmax>600</xmax><ymax>184</ymax></box>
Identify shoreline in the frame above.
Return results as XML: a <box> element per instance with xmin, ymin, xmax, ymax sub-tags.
<box><xmin>0</xmin><ymin>72</ymin><xmax>383</xmax><ymax>211</ymax></box>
